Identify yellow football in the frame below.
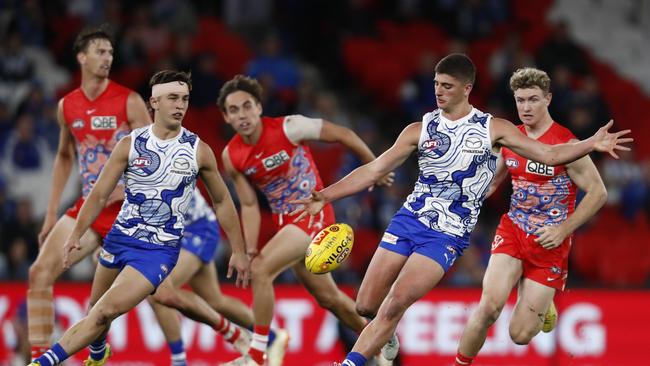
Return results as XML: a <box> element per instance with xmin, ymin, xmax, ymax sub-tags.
<box><xmin>305</xmin><ymin>223</ymin><xmax>354</xmax><ymax>274</ymax></box>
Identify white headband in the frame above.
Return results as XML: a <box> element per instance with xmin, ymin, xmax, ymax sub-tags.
<box><xmin>151</xmin><ymin>81</ymin><xmax>189</xmax><ymax>98</ymax></box>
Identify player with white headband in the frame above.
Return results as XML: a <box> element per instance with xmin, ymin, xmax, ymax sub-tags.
<box><xmin>28</xmin><ymin>70</ymin><xmax>250</xmax><ymax>366</ymax></box>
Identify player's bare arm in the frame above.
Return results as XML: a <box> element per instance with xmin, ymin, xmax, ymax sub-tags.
<box><xmin>317</xmin><ymin>120</ymin><xmax>395</xmax><ymax>187</ymax></box>
<box><xmin>222</xmin><ymin>147</ymin><xmax>262</xmax><ymax>260</ymax></box>
<box><xmin>293</xmin><ymin>122</ymin><xmax>421</xmax><ymax>219</ymax></box>
<box><xmin>535</xmin><ymin>154</ymin><xmax>607</xmax><ymax>249</ymax></box>
<box><xmin>198</xmin><ymin>141</ymin><xmax>250</xmax><ymax>288</ymax></box>
<box><xmin>63</xmin><ymin>135</ymin><xmax>130</xmax><ymax>268</ymax></box>
<box><xmin>484</xmin><ymin>154</ymin><xmax>507</xmax><ymax>199</ymax></box>
<box><xmin>492</xmin><ymin>118</ymin><xmax>632</xmax><ymax>165</ymax></box>
<box><xmin>39</xmin><ymin>100</ymin><xmax>77</xmax><ymax>246</ymax></box>
<box><xmin>126</xmin><ymin>91</ymin><xmax>153</xmax><ymax>128</ymax></box>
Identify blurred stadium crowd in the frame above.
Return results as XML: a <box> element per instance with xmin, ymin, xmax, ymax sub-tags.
<box><xmin>0</xmin><ymin>0</ymin><xmax>649</xmax><ymax>288</ymax></box>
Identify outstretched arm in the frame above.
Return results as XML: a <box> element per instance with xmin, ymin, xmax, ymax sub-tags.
<box><xmin>491</xmin><ymin>118</ymin><xmax>632</xmax><ymax>165</ymax></box>
<box><xmin>222</xmin><ymin>147</ymin><xmax>262</xmax><ymax>260</ymax></box>
<box><xmin>535</xmin><ymin>154</ymin><xmax>607</xmax><ymax>249</ymax></box>
<box><xmin>198</xmin><ymin>141</ymin><xmax>249</xmax><ymax>287</ymax></box>
<box><xmin>63</xmin><ymin>136</ymin><xmax>130</xmax><ymax>267</ymax></box>
<box><xmin>293</xmin><ymin>122</ymin><xmax>420</xmax><ymax>219</ymax></box>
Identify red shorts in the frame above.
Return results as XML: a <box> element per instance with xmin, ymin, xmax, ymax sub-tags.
<box><xmin>491</xmin><ymin>214</ymin><xmax>571</xmax><ymax>290</ymax></box>
<box><xmin>272</xmin><ymin>203</ymin><xmax>335</xmax><ymax>239</ymax></box>
<box><xmin>65</xmin><ymin>197</ymin><xmax>122</xmax><ymax>238</ymax></box>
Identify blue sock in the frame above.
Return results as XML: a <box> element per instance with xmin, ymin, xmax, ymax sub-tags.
<box><xmin>89</xmin><ymin>335</ymin><xmax>107</xmax><ymax>361</ymax></box>
<box><xmin>168</xmin><ymin>339</ymin><xmax>187</xmax><ymax>366</ymax></box>
<box><xmin>34</xmin><ymin>343</ymin><xmax>68</xmax><ymax>366</ymax></box>
<box><xmin>342</xmin><ymin>351</ymin><xmax>367</xmax><ymax>366</ymax></box>
<box><xmin>250</xmin><ymin>326</ymin><xmax>276</xmax><ymax>347</ymax></box>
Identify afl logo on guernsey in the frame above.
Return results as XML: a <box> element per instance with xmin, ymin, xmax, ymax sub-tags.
<box><xmin>71</xmin><ymin>119</ymin><xmax>85</xmax><ymax>129</ymax></box>
<box><xmin>91</xmin><ymin>116</ymin><xmax>117</xmax><ymax>130</ymax></box>
<box><xmin>133</xmin><ymin>156</ymin><xmax>152</xmax><ymax>168</ymax></box>
<box><xmin>422</xmin><ymin>132</ymin><xmax>451</xmax><ymax>158</ymax></box>
<box><xmin>505</xmin><ymin>158</ymin><xmax>519</xmax><ymax>168</ymax></box>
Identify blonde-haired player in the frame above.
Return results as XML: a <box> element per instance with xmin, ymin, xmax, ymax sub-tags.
<box><xmin>453</xmin><ymin>67</ymin><xmax>609</xmax><ymax>365</ymax></box>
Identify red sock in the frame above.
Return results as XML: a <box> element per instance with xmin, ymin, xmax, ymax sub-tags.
<box><xmin>213</xmin><ymin>315</ymin><xmax>240</xmax><ymax>343</ymax></box>
<box><xmin>249</xmin><ymin>325</ymin><xmax>270</xmax><ymax>365</ymax></box>
<box><xmin>454</xmin><ymin>352</ymin><xmax>473</xmax><ymax>365</ymax></box>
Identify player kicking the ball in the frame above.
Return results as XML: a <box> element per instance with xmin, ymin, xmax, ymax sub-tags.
<box><xmin>292</xmin><ymin>54</ymin><xmax>631</xmax><ymax>366</ymax></box>
<box><xmin>452</xmin><ymin>67</ymin><xmax>609</xmax><ymax>366</ymax></box>
<box><xmin>219</xmin><ymin>75</ymin><xmax>394</xmax><ymax>366</ymax></box>
<box><xmin>28</xmin><ymin>70</ymin><xmax>249</xmax><ymax>366</ymax></box>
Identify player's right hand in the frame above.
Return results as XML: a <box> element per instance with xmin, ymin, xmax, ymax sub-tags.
<box><xmin>227</xmin><ymin>252</ymin><xmax>251</xmax><ymax>288</ymax></box>
<box><xmin>62</xmin><ymin>236</ymin><xmax>81</xmax><ymax>269</ymax></box>
<box><xmin>38</xmin><ymin>214</ymin><xmax>57</xmax><ymax>248</ymax></box>
<box><xmin>290</xmin><ymin>191</ymin><xmax>326</xmax><ymax>226</ymax></box>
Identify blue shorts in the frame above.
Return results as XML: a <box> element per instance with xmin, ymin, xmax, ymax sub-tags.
<box><xmin>378</xmin><ymin>207</ymin><xmax>469</xmax><ymax>272</ymax></box>
<box><xmin>180</xmin><ymin>219</ymin><xmax>220</xmax><ymax>263</ymax></box>
<box><xmin>100</xmin><ymin>231</ymin><xmax>180</xmax><ymax>288</ymax></box>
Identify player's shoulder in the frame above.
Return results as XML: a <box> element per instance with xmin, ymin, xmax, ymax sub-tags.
<box><xmin>550</xmin><ymin>121</ymin><xmax>577</xmax><ymax>141</ymax></box>
<box><xmin>107</xmin><ymin>80</ymin><xmax>134</xmax><ymax>96</ymax></box>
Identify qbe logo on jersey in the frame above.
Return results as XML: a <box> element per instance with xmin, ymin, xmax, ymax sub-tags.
<box><xmin>91</xmin><ymin>116</ymin><xmax>117</xmax><ymax>130</ymax></box>
<box><xmin>526</xmin><ymin>160</ymin><xmax>554</xmax><ymax>176</ymax></box>
<box><xmin>262</xmin><ymin>150</ymin><xmax>290</xmax><ymax>171</ymax></box>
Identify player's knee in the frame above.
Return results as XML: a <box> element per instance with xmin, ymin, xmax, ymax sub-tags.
<box><xmin>380</xmin><ymin>293</ymin><xmax>411</xmax><ymax>322</ymax></box>
<box><xmin>355</xmin><ymin>302</ymin><xmax>378</xmax><ymax>318</ymax></box>
<box><xmin>477</xmin><ymin>297</ymin><xmax>505</xmax><ymax>325</ymax></box>
<box><xmin>92</xmin><ymin>305</ymin><xmax>121</xmax><ymax>327</ymax></box>
<box><xmin>509</xmin><ymin>327</ymin><xmax>536</xmax><ymax>345</ymax></box>
<box><xmin>153</xmin><ymin>290</ymin><xmax>184</xmax><ymax>310</ymax></box>
<box><xmin>29</xmin><ymin>260</ymin><xmax>54</xmax><ymax>288</ymax></box>
<box><xmin>250</xmin><ymin>262</ymin><xmax>271</xmax><ymax>283</ymax></box>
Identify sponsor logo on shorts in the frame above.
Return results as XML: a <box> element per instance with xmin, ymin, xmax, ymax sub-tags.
<box><xmin>491</xmin><ymin>234</ymin><xmax>504</xmax><ymax>250</ymax></box>
<box><xmin>382</xmin><ymin>232</ymin><xmax>398</xmax><ymax>244</ymax></box>
<box><xmin>91</xmin><ymin>116</ymin><xmax>117</xmax><ymax>130</ymax></box>
<box><xmin>99</xmin><ymin>249</ymin><xmax>114</xmax><ymax>263</ymax></box>
<box><xmin>342</xmin><ymin>361</ymin><xmax>357</xmax><ymax>366</ymax></box>
<box><xmin>160</xmin><ymin>264</ymin><xmax>169</xmax><ymax>275</ymax></box>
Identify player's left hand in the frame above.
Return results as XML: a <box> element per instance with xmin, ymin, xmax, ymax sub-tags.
<box><xmin>227</xmin><ymin>251</ymin><xmax>251</xmax><ymax>288</ymax></box>
<box><xmin>62</xmin><ymin>236</ymin><xmax>82</xmax><ymax>269</ymax></box>
<box><xmin>369</xmin><ymin>172</ymin><xmax>395</xmax><ymax>191</ymax></box>
<box><xmin>534</xmin><ymin>225</ymin><xmax>569</xmax><ymax>249</ymax></box>
<box><xmin>591</xmin><ymin>119</ymin><xmax>633</xmax><ymax>159</ymax></box>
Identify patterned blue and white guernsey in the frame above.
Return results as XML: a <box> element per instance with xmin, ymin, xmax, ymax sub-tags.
<box><xmin>107</xmin><ymin>125</ymin><xmax>200</xmax><ymax>247</ymax></box>
<box><xmin>404</xmin><ymin>108</ymin><xmax>498</xmax><ymax>238</ymax></box>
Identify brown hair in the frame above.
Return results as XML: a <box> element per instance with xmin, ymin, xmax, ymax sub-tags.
<box><xmin>73</xmin><ymin>24</ymin><xmax>114</xmax><ymax>54</ymax></box>
<box><xmin>509</xmin><ymin>67</ymin><xmax>551</xmax><ymax>94</ymax></box>
<box><xmin>217</xmin><ymin>74</ymin><xmax>263</xmax><ymax>111</ymax></box>
<box><xmin>149</xmin><ymin>70</ymin><xmax>193</xmax><ymax>90</ymax></box>
<box><xmin>434</xmin><ymin>53</ymin><xmax>476</xmax><ymax>84</ymax></box>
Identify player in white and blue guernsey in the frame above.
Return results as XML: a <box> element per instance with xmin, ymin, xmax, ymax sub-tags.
<box><xmin>293</xmin><ymin>54</ymin><xmax>632</xmax><ymax>366</ymax></box>
<box><xmin>28</xmin><ymin>70</ymin><xmax>250</xmax><ymax>366</ymax></box>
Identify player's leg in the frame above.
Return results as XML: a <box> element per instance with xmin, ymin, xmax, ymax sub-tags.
<box><xmin>355</xmin><ymin>247</ymin><xmax>408</xmax><ymax>318</ymax></box>
<box><xmin>31</xmin><ymin>266</ymin><xmax>155</xmax><ymax>366</ymax></box>
<box><xmin>149</xmin><ymin>300</ymin><xmax>187</xmax><ymax>366</ymax></box>
<box><xmin>341</xmin><ymin>253</ymin><xmax>446</xmax><ymax>366</ymax></box>
<box><xmin>222</xmin><ymin>225</ymin><xmax>313</xmax><ymax>366</ymax></box>
<box><xmin>508</xmin><ymin>279</ymin><xmax>555</xmax><ymax>345</ymax></box>
<box><xmin>292</xmin><ymin>263</ymin><xmax>367</xmax><ymax>332</ymax></box>
<box><xmin>455</xmin><ymin>254</ymin><xmax>522</xmax><ymax>364</ymax></box>
<box><xmin>28</xmin><ymin>216</ymin><xmax>101</xmax><ymax>357</ymax></box>
<box><xmin>188</xmin><ymin>257</ymin><xmax>254</xmax><ymax>327</ymax></box>
<box><xmin>84</xmin><ymin>260</ymin><xmax>122</xmax><ymax>365</ymax></box>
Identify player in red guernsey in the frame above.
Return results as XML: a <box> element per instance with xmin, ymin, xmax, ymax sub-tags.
<box><xmin>453</xmin><ymin>68</ymin><xmax>608</xmax><ymax>366</ymax></box>
<box><xmin>219</xmin><ymin>75</ymin><xmax>394</xmax><ymax>366</ymax></box>
<box><xmin>27</xmin><ymin>26</ymin><xmax>151</xmax><ymax>361</ymax></box>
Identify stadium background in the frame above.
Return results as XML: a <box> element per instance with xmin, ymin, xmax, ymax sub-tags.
<box><xmin>0</xmin><ymin>0</ymin><xmax>649</xmax><ymax>365</ymax></box>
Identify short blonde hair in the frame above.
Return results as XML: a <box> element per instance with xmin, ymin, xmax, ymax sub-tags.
<box><xmin>509</xmin><ymin>67</ymin><xmax>551</xmax><ymax>94</ymax></box>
